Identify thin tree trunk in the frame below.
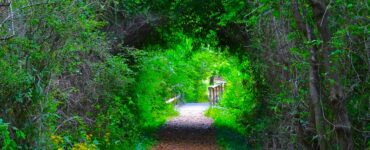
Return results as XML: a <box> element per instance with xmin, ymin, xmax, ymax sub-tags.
<box><xmin>309</xmin><ymin>0</ymin><xmax>354</xmax><ymax>149</ymax></box>
<box><xmin>307</xmin><ymin>27</ymin><xmax>327</xmax><ymax>150</ymax></box>
<box><xmin>291</xmin><ymin>0</ymin><xmax>327</xmax><ymax>149</ymax></box>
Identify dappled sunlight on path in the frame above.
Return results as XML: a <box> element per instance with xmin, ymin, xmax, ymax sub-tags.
<box><xmin>153</xmin><ymin>103</ymin><xmax>218</xmax><ymax>150</ymax></box>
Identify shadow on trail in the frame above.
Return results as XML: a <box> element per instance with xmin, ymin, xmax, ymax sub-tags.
<box><xmin>152</xmin><ymin>103</ymin><xmax>218</xmax><ymax>150</ymax></box>
<box><xmin>154</xmin><ymin>124</ymin><xmax>217</xmax><ymax>149</ymax></box>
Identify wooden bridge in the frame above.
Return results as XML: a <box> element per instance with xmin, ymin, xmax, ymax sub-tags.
<box><xmin>165</xmin><ymin>76</ymin><xmax>226</xmax><ymax>106</ymax></box>
<box><xmin>208</xmin><ymin>82</ymin><xmax>226</xmax><ymax>105</ymax></box>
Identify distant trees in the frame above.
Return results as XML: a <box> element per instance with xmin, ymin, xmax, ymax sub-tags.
<box><xmin>243</xmin><ymin>0</ymin><xmax>367</xmax><ymax>149</ymax></box>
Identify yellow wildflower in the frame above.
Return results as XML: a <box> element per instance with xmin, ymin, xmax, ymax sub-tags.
<box><xmin>85</xmin><ymin>134</ymin><xmax>92</xmax><ymax>142</ymax></box>
<box><xmin>50</xmin><ymin>135</ymin><xmax>63</xmax><ymax>145</ymax></box>
<box><xmin>72</xmin><ymin>142</ymin><xmax>97</xmax><ymax>150</ymax></box>
<box><xmin>72</xmin><ymin>143</ymin><xmax>88</xmax><ymax>150</ymax></box>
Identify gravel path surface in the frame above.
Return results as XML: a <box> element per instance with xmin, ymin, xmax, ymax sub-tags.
<box><xmin>153</xmin><ymin>103</ymin><xmax>218</xmax><ymax>150</ymax></box>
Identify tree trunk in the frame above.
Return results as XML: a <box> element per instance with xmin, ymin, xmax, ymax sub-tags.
<box><xmin>291</xmin><ymin>0</ymin><xmax>327</xmax><ymax>149</ymax></box>
<box><xmin>309</xmin><ymin>0</ymin><xmax>354</xmax><ymax>149</ymax></box>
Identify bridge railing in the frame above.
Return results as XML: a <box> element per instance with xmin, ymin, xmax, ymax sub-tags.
<box><xmin>208</xmin><ymin>82</ymin><xmax>226</xmax><ymax>106</ymax></box>
<box><xmin>165</xmin><ymin>94</ymin><xmax>181</xmax><ymax>104</ymax></box>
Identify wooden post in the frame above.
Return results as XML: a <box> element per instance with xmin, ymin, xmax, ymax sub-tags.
<box><xmin>216</xmin><ymin>85</ymin><xmax>219</xmax><ymax>103</ymax></box>
<box><xmin>221</xmin><ymin>83</ymin><xmax>224</xmax><ymax>95</ymax></box>
<box><xmin>212</xmin><ymin>87</ymin><xmax>215</xmax><ymax>105</ymax></box>
<box><xmin>208</xmin><ymin>87</ymin><xmax>212</xmax><ymax>105</ymax></box>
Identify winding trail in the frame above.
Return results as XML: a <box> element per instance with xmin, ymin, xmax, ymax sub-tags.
<box><xmin>153</xmin><ymin>103</ymin><xmax>218</xmax><ymax>150</ymax></box>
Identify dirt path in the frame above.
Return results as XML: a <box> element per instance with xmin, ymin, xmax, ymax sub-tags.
<box><xmin>153</xmin><ymin>103</ymin><xmax>218</xmax><ymax>150</ymax></box>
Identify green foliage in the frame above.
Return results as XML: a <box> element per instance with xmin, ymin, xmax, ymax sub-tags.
<box><xmin>218</xmin><ymin>0</ymin><xmax>247</xmax><ymax>26</ymax></box>
<box><xmin>1</xmin><ymin>1</ymin><xmax>144</xmax><ymax>149</ymax></box>
<box><xmin>0</xmin><ymin>119</ymin><xmax>25</xmax><ymax>149</ymax></box>
<box><xmin>94</xmin><ymin>56</ymin><xmax>140</xmax><ymax>148</ymax></box>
